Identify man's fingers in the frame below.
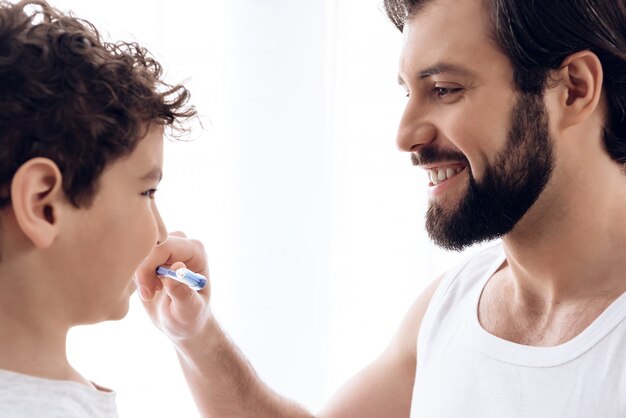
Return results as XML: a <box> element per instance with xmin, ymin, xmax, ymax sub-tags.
<box><xmin>135</xmin><ymin>232</ymin><xmax>208</xmax><ymax>304</ymax></box>
<box><xmin>163</xmin><ymin>277</ymin><xmax>192</xmax><ymax>297</ymax></box>
<box><xmin>135</xmin><ymin>243</ymin><xmax>170</xmax><ymax>293</ymax></box>
<box><xmin>170</xmin><ymin>261</ymin><xmax>186</xmax><ymax>270</ymax></box>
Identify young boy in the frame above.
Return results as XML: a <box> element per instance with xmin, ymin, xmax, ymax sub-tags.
<box><xmin>0</xmin><ymin>1</ymin><xmax>200</xmax><ymax>416</ymax></box>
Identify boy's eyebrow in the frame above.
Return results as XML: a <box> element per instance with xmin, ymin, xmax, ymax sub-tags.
<box><xmin>140</xmin><ymin>167</ymin><xmax>163</xmax><ymax>183</ymax></box>
<box><xmin>398</xmin><ymin>62</ymin><xmax>474</xmax><ymax>85</ymax></box>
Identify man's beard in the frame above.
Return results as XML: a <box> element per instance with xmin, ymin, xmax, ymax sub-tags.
<box><xmin>415</xmin><ymin>92</ymin><xmax>554</xmax><ymax>251</ymax></box>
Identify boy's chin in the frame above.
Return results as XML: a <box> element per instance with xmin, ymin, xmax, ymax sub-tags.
<box><xmin>80</xmin><ymin>296</ymin><xmax>133</xmax><ymax>325</ymax></box>
<box><xmin>108</xmin><ymin>295</ymin><xmax>134</xmax><ymax>321</ymax></box>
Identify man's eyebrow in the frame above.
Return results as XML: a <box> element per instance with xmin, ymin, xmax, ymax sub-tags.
<box><xmin>398</xmin><ymin>63</ymin><xmax>474</xmax><ymax>85</ymax></box>
<box><xmin>418</xmin><ymin>63</ymin><xmax>473</xmax><ymax>79</ymax></box>
<box><xmin>140</xmin><ymin>167</ymin><xmax>163</xmax><ymax>183</ymax></box>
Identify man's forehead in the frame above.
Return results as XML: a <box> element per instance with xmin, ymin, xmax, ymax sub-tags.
<box><xmin>398</xmin><ymin>0</ymin><xmax>499</xmax><ymax>80</ymax></box>
<box><xmin>402</xmin><ymin>0</ymin><xmax>485</xmax><ymax>26</ymax></box>
<box><xmin>402</xmin><ymin>0</ymin><xmax>490</xmax><ymax>50</ymax></box>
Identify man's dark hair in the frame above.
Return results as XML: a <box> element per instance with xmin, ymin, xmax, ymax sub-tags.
<box><xmin>0</xmin><ymin>0</ymin><xmax>196</xmax><ymax>208</ymax></box>
<box><xmin>384</xmin><ymin>0</ymin><xmax>626</xmax><ymax>165</ymax></box>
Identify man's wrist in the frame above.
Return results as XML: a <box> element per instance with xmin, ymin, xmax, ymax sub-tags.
<box><xmin>173</xmin><ymin>313</ymin><xmax>224</xmax><ymax>373</ymax></box>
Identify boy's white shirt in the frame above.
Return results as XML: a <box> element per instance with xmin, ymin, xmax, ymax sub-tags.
<box><xmin>0</xmin><ymin>368</ymin><xmax>118</xmax><ymax>418</ymax></box>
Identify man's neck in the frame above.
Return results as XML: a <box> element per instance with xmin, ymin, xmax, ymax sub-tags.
<box><xmin>479</xmin><ymin>160</ymin><xmax>626</xmax><ymax>345</ymax></box>
<box><xmin>502</xmin><ymin>160</ymin><xmax>626</xmax><ymax>304</ymax></box>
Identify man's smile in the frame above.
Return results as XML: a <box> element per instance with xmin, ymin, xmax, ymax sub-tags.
<box><xmin>426</xmin><ymin>163</ymin><xmax>466</xmax><ymax>186</ymax></box>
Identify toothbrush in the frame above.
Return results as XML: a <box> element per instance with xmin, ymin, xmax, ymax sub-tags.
<box><xmin>156</xmin><ymin>266</ymin><xmax>207</xmax><ymax>290</ymax></box>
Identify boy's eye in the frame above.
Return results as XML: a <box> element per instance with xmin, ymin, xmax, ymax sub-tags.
<box><xmin>141</xmin><ymin>188</ymin><xmax>158</xmax><ymax>199</ymax></box>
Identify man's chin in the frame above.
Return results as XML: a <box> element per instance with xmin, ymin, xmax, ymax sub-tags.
<box><xmin>425</xmin><ymin>204</ymin><xmax>486</xmax><ymax>252</ymax></box>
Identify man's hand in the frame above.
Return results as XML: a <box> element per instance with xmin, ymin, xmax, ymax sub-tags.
<box><xmin>134</xmin><ymin>231</ymin><xmax>433</xmax><ymax>418</ymax></box>
<box><xmin>135</xmin><ymin>232</ymin><xmax>212</xmax><ymax>341</ymax></box>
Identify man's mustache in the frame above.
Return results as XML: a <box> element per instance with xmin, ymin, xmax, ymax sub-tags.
<box><xmin>411</xmin><ymin>146</ymin><xmax>469</xmax><ymax>166</ymax></box>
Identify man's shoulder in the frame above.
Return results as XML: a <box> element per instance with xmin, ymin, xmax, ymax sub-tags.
<box><xmin>391</xmin><ymin>243</ymin><xmax>506</xmax><ymax>367</ymax></box>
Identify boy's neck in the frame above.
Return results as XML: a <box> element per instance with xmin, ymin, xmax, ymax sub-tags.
<box><xmin>0</xmin><ymin>268</ymin><xmax>90</xmax><ymax>387</ymax></box>
<box><xmin>0</xmin><ymin>325</ymin><xmax>86</xmax><ymax>383</ymax></box>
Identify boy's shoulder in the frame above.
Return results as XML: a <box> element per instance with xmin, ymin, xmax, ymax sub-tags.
<box><xmin>0</xmin><ymin>369</ymin><xmax>119</xmax><ymax>418</ymax></box>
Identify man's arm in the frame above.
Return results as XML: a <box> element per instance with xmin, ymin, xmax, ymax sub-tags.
<box><xmin>174</xmin><ymin>276</ymin><xmax>442</xmax><ymax>418</ymax></box>
<box><xmin>175</xmin><ymin>316</ymin><xmax>313</xmax><ymax>417</ymax></box>
<box><xmin>174</xmin><ymin>275</ymin><xmax>441</xmax><ymax>418</ymax></box>
<box><xmin>136</xmin><ymin>234</ymin><xmax>442</xmax><ymax>417</ymax></box>
<box><xmin>317</xmin><ymin>275</ymin><xmax>442</xmax><ymax>418</ymax></box>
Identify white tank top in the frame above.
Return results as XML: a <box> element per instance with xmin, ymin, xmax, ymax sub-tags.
<box><xmin>410</xmin><ymin>243</ymin><xmax>626</xmax><ymax>417</ymax></box>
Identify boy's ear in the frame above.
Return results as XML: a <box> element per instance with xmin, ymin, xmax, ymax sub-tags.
<box><xmin>549</xmin><ymin>50</ymin><xmax>604</xmax><ymax>130</ymax></box>
<box><xmin>10</xmin><ymin>158</ymin><xmax>65</xmax><ymax>248</ymax></box>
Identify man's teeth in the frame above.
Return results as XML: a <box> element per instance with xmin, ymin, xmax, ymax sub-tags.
<box><xmin>429</xmin><ymin>166</ymin><xmax>462</xmax><ymax>185</ymax></box>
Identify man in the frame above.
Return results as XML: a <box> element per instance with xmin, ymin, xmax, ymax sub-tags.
<box><xmin>136</xmin><ymin>0</ymin><xmax>626</xmax><ymax>416</ymax></box>
<box><xmin>0</xmin><ymin>1</ymin><xmax>197</xmax><ymax>416</ymax></box>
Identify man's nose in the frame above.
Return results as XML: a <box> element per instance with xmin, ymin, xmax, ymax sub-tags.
<box><xmin>396</xmin><ymin>100</ymin><xmax>437</xmax><ymax>152</ymax></box>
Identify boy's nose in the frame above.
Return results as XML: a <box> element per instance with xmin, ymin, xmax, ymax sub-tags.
<box><xmin>153</xmin><ymin>205</ymin><xmax>168</xmax><ymax>246</ymax></box>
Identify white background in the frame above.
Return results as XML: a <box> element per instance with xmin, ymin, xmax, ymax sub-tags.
<box><xmin>46</xmin><ymin>0</ymin><xmax>484</xmax><ymax>416</ymax></box>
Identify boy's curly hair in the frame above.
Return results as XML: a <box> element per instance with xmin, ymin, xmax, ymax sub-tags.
<box><xmin>0</xmin><ymin>0</ymin><xmax>196</xmax><ymax>208</ymax></box>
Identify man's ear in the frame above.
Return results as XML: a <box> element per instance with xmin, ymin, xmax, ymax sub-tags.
<box><xmin>10</xmin><ymin>157</ymin><xmax>65</xmax><ymax>248</ymax></box>
<box><xmin>549</xmin><ymin>50</ymin><xmax>604</xmax><ymax>130</ymax></box>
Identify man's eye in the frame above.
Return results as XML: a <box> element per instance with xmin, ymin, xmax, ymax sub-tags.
<box><xmin>141</xmin><ymin>188</ymin><xmax>158</xmax><ymax>199</ymax></box>
<box><xmin>434</xmin><ymin>87</ymin><xmax>462</xmax><ymax>98</ymax></box>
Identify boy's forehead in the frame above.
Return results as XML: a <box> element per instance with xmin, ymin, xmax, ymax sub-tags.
<box><xmin>140</xmin><ymin>167</ymin><xmax>163</xmax><ymax>183</ymax></box>
<box><xmin>103</xmin><ymin>125</ymin><xmax>164</xmax><ymax>179</ymax></box>
<box><xmin>131</xmin><ymin>127</ymin><xmax>164</xmax><ymax>171</ymax></box>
